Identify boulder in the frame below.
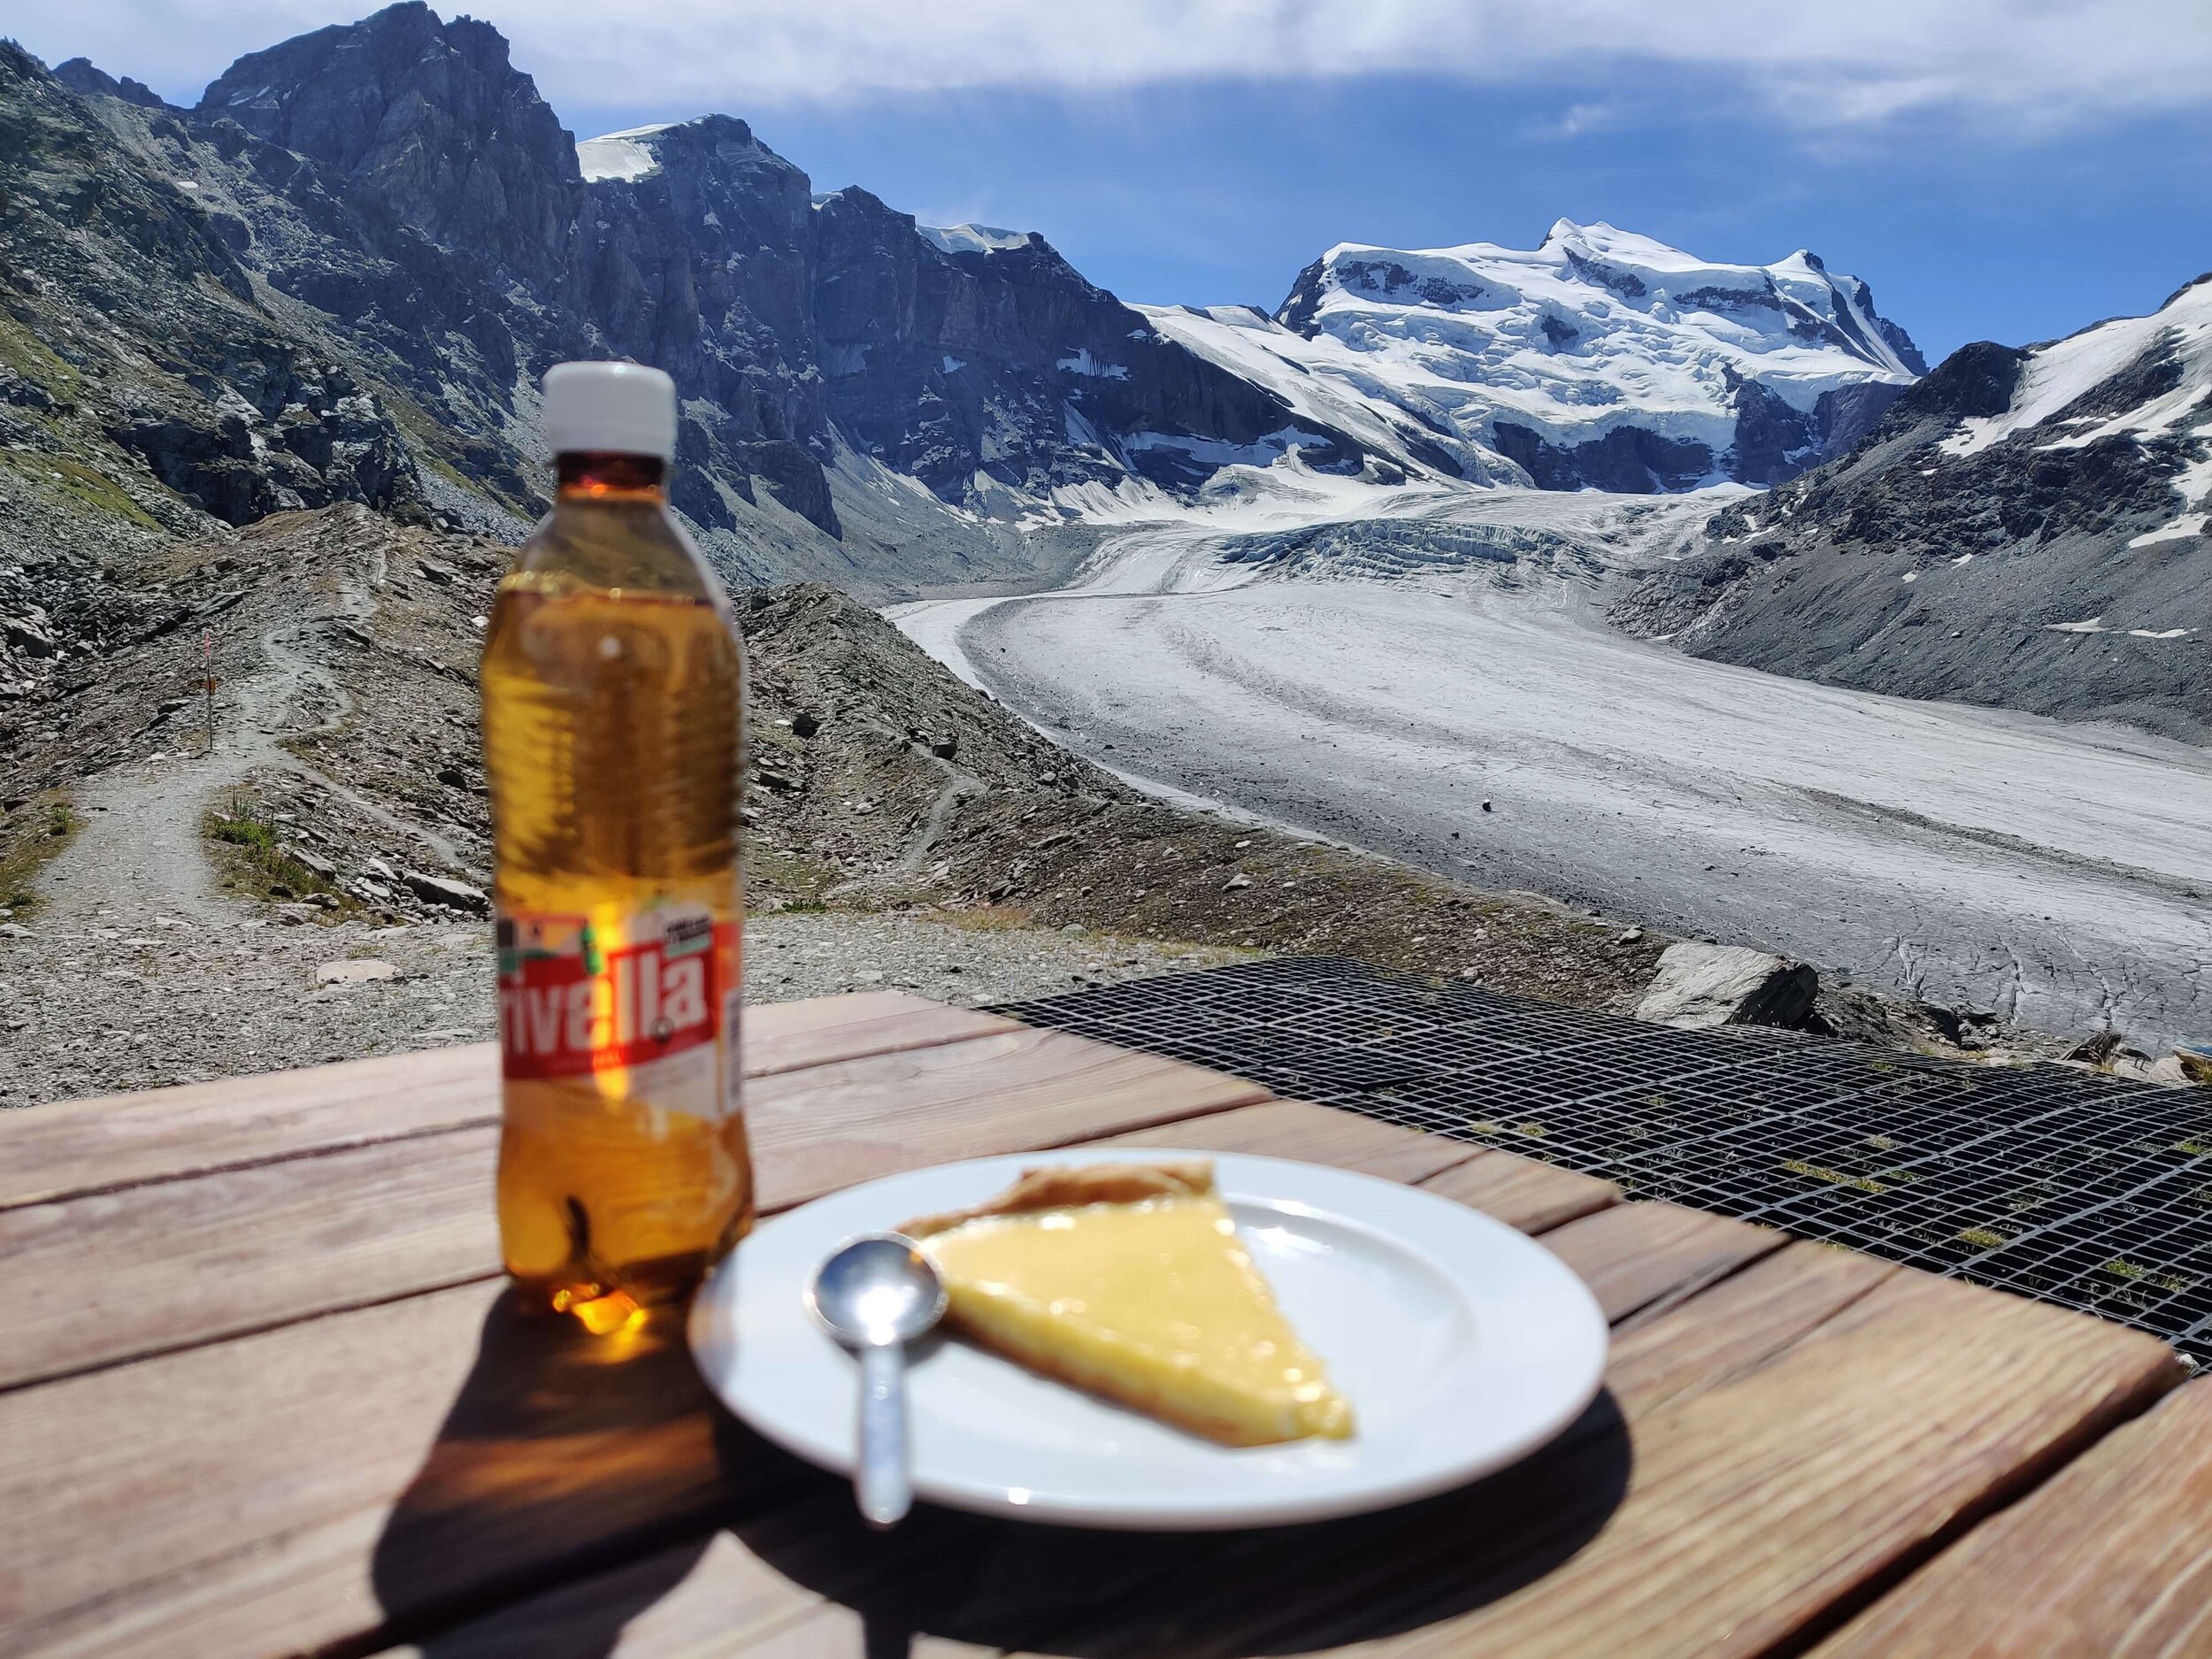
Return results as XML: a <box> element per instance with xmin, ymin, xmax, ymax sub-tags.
<box><xmin>402</xmin><ymin>871</ymin><xmax>488</xmax><ymax>914</ymax></box>
<box><xmin>2063</xmin><ymin>1031</ymin><xmax>2123</xmax><ymax>1065</ymax></box>
<box><xmin>316</xmin><ymin>958</ymin><xmax>396</xmax><ymax>985</ymax></box>
<box><xmin>1636</xmin><ymin>941</ymin><xmax>1817</xmax><ymax>1030</ymax></box>
<box><xmin>286</xmin><ymin>845</ymin><xmax>337</xmax><ymax>878</ymax></box>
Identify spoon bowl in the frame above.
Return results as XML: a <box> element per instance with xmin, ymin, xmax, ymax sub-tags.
<box><xmin>810</xmin><ymin>1233</ymin><xmax>947</xmax><ymax>1347</ymax></box>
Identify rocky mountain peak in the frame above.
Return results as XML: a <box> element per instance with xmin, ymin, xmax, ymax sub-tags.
<box><xmin>576</xmin><ymin>114</ymin><xmax>780</xmax><ymax>186</ymax></box>
<box><xmin>1166</xmin><ymin>219</ymin><xmax>1929</xmax><ymax>493</ymax></box>
<box><xmin>53</xmin><ymin>58</ymin><xmax>168</xmax><ymax>110</ymax></box>
<box><xmin>196</xmin><ymin>0</ymin><xmax>579</xmax><ymax>283</ymax></box>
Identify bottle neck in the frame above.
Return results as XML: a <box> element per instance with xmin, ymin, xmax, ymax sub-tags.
<box><xmin>556</xmin><ymin>451</ymin><xmax>668</xmax><ymax>503</ymax></box>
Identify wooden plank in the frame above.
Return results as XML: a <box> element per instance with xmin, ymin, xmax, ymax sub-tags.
<box><xmin>0</xmin><ymin>1126</ymin><xmax>502</xmax><ymax>1391</ymax></box>
<box><xmin>0</xmin><ymin>1026</ymin><xmax>1270</xmax><ymax>1655</ymax></box>
<box><xmin>2</xmin><ymin>1043</ymin><xmax>495</xmax><ymax>1210</ymax></box>
<box><xmin>1417</xmin><ymin>1150</ymin><xmax>1621</xmax><ymax>1235</ymax></box>
<box><xmin>0</xmin><ymin>1278</ymin><xmax>828</xmax><ymax>1659</ymax></box>
<box><xmin>375</xmin><ymin>1508</ymin><xmax>992</xmax><ymax>1659</ymax></box>
<box><xmin>1813</xmin><ymin>1377</ymin><xmax>2212</xmax><ymax>1659</ymax></box>
<box><xmin>749</xmin><ymin>1025</ymin><xmax>1271</xmax><ymax>1210</ymax></box>
<box><xmin>0</xmin><ymin>992</ymin><xmax>1011</xmax><ymax>1210</ymax></box>
<box><xmin>994</xmin><ymin>1269</ymin><xmax>2181</xmax><ymax>1659</ymax></box>
<box><xmin>741</xmin><ymin>992</ymin><xmax>1019</xmax><ymax>1079</ymax></box>
<box><xmin>1538</xmin><ymin>1201</ymin><xmax>1785</xmax><ymax>1324</ymax></box>
<box><xmin>1605</xmin><ymin>1240</ymin><xmax>1899</xmax><ymax>1417</ymax></box>
<box><xmin>1325</xmin><ymin>1273</ymin><xmax>2183</xmax><ymax>1659</ymax></box>
<box><xmin>1084</xmin><ymin>1099</ymin><xmax>1481</xmax><ymax>1185</ymax></box>
<box><xmin>1</xmin><ymin>1020</ymin><xmax>1263</xmax><ymax>1393</ymax></box>
<box><xmin>371</xmin><ymin>1208</ymin><xmax>1898</xmax><ymax>1659</ymax></box>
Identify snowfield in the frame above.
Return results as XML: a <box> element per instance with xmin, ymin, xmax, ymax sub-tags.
<box><xmin>575</xmin><ymin>121</ymin><xmax>682</xmax><ymax>182</ymax></box>
<box><xmin>894</xmin><ymin>496</ymin><xmax>2212</xmax><ymax>1050</ymax></box>
<box><xmin>1946</xmin><ymin>275</ymin><xmax>2212</xmax><ymax>460</ymax></box>
<box><xmin>1141</xmin><ymin>219</ymin><xmax>1920</xmax><ymax>485</ymax></box>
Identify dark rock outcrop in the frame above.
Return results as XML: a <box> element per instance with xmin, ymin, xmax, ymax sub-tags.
<box><xmin>1493</xmin><ymin>422</ymin><xmax>1715</xmax><ymax>494</ymax></box>
<box><xmin>53</xmin><ymin>58</ymin><xmax>168</xmax><ymax>109</ymax></box>
<box><xmin>24</xmin><ymin>4</ymin><xmax>1366</xmax><ymax>554</ymax></box>
<box><xmin>200</xmin><ymin>2</ymin><xmax>582</xmax><ymax>287</ymax></box>
<box><xmin>1611</xmin><ymin>285</ymin><xmax>2212</xmax><ymax>741</ymax></box>
<box><xmin>0</xmin><ymin>40</ymin><xmax>425</xmax><ymax>531</ymax></box>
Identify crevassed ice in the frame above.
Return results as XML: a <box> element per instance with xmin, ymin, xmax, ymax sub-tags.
<box><xmin>576</xmin><ymin>122</ymin><xmax>680</xmax><ymax>183</ymax></box>
<box><xmin>917</xmin><ymin>223</ymin><xmax>1032</xmax><ymax>256</ymax></box>
<box><xmin>1141</xmin><ymin>219</ymin><xmax>1918</xmax><ymax>486</ymax></box>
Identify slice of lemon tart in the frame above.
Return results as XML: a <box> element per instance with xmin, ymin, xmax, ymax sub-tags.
<box><xmin>902</xmin><ymin>1160</ymin><xmax>1354</xmax><ymax>1447</ymax></box>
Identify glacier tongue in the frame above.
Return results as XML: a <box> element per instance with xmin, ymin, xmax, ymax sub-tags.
<box><xmin>1141</xmin><ymin>219</ymin><xmax>1923</xmax><ymax>495</ymax></box>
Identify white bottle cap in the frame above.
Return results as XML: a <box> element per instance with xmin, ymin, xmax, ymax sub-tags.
<box><xmin>541</xmin><ymin>360</ymin><xmax>678</xmax><ymax>460</ymax></box>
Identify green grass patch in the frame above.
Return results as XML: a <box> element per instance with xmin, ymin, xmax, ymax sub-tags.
<box><xmin>1782</xmin><ymin>1158</ymin><xmax>1888</xmax><ymax>1195</ymax></box>
<box><xmin>1955</xmin><ymin>1226</ymin><xmax>2010</xmax><ymax>1249</ymax></box>
<box><xmin>745</xmin><ymin>846</ymin><xmax>846</xmax><ymax>911</ymax></box>
<box><xmin>0</xmin><ymin>310</ymin><xmax>82</xmax><ymax>402</ymax></box>
<box><xmin>2101</xmin><ymin>1258</ymin><xmax>2195</xmax><ymax>1294</ymax></box>
<box><xmin>0</xmin><ymin>450</ymin><xmax>162</xmax><ymax>529</ymax></box>
<box><xmin>202</xmin><ymin>789</ymin><xmax>351</xmax><ymax>913</ymax></box>
<box><xmin>0</xmin><ymin>791</ymin><xmax>78</xmax><ymax>914</ymax></box>
<box><xmin>2177</xmin><ymin>1139</ymin><xmax>2211</xmax><ymax>1156</ymax></box>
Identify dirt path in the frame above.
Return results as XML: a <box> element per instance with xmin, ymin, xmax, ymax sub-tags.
<box><xmin>0</xmin><ymin>541</ymin><xmax>500</xmax><ymax>1105</ymax></box>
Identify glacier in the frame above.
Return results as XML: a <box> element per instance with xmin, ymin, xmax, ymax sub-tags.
<box><xmin>1141</xmin><ymin>219</ymin><xmax>1924</xmax><ymax>495</ymax></box>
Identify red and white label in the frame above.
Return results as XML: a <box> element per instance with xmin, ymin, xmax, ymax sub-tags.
<box><xmin>497</xmin><ymin>907</ymin><xmax>739</xmax><ymax>1111</ymax></box>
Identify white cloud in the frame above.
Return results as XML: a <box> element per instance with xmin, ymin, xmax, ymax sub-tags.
<box><xmin>504</xmin><ymin>0</ymin><xmax>2212</xmax><ymax>133</ymax></box>
<box><xmin>29</xmin><ymin>0</ymin><xmax>2212</xmax><ymax>136</ymax></box>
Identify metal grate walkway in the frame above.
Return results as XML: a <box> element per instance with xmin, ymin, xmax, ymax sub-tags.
<box><xmin>992</xmin><ymin>956</ymin><xmax>2212</xmax><ymax>1365</ymax></box>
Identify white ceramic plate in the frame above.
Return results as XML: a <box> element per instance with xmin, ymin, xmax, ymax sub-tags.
<box><xmin>688</xmin><ymin>1148</ymin><xmax>1609</xmax><ymax>1530</ymax></box>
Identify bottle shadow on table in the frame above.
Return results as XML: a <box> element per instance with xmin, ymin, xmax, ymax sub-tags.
<box><xmin>368</xmin><ymin>1292</ymin><xmax>1629</xmax><ymax>1656</ymax></box>
<box><xmin>367</xmin><ymin>1288</ymin><xmax>762</xmax><ymax>1659</ymax></box>
<box><xmin>732</xmin><ymin>1388</ymin><xmax>1634</xmax><ymax>1656</ymax></box>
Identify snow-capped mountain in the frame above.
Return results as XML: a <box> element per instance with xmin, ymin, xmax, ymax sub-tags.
<box><xmin>1614</xmin><ymin>273</ymin><xmax>2212</xmax><ymax>738</ymax></box>
<box><xmin>1146</xmin><ymin>220</ymin><xmax>1925</xmax><ymax>494</ymax></box>
<box><xmin>22</xmin><ymin>0</ymin><xmax>1942</xmax><ymax>608</ymax></box>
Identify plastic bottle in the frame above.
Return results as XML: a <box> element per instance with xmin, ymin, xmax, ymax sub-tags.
<box><xmin>480</xmin><ymin>360</ymin><xmax>753</xmax><ymax>1332</ymax></box>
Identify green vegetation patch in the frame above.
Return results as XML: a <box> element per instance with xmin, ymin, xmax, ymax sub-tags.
<box><xmin>1955</xmin><ymin>1226</ymin><xmax>2010</xmax><ymax>1249</ymax></box>
<box><xmin>0</xmin><ymin>791</ymin><xmax>79</xmax><ymax>914</ymax></box>
<box><xmin>745</xmin><ymin>846</ymin><xmax>847</xmax><ymax>912</ymax></box>
<box><xmin>0</xmin><ymin>449</ymin><xmax>161</xmax><ymax>529</ymax></box>
<box><xmin>2101</xmin><ymin>1258</ymin><xmax>2195</xmax><ymax>1294</ymax></box>
<box><xmin>0</xmin><ymin>310</ymin><xmax>82</xmax><ymax>402</ymax></box>
<box><xmin>1782</xmin><ymin>1158</ymin><xmax>1889</xmax><ymax>1195</ymax></box>
<box><xmin>202</xmin><ymin>789</ymin><xmax>353</xmax><ymax>915</ymax></box>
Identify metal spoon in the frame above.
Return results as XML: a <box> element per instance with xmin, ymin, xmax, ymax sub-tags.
<box><xmin>807</xmin><ymin>1233</ymin><xmax>947</xmax><ymax>1527</ymax></box>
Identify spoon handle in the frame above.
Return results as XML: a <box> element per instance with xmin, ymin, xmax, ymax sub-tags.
<box><xmin>856</xmin><ymin>1340</ymin><xmax>910</xmax><ymax>1527</ymax></box>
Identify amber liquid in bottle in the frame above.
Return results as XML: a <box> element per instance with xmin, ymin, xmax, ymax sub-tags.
<box><xmin>480</xmin><ymin>451</ymin><xmax>754</xmax><ymax>1331</ymax></box>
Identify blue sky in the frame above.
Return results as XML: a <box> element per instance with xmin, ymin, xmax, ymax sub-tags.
<box><xmin>23</xmin><ymin>2</ymin><xmax>2212</xmax><ymax>363</ymax></box>
<box><xmin>640</xmin><ymin>81</ymin><xmax>2212</xmax><ymax>364</ymax></box>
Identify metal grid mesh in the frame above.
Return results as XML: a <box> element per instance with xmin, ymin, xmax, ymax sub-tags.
<box><xmin>992</xmin><ymin>956</ymin><xmax>2212</xmax><ymax>1363</ymax></box>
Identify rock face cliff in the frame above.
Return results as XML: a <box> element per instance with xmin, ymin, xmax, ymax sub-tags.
<box><xmin>15</xmin><ymin>3</ymin><xmax>1369</xmax><ymax>595</ymax></box>
<box><xmin>1610</xmin><ymin>277</ymin><xmax>2212</xmax><ymax>739</ymax></box>
<box><xmin>18</xmin><ymin>0</ymin><xmax>1941</xmax><ymax>616</ymax></box>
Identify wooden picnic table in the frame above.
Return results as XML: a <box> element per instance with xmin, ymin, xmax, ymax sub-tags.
<box><xmin>3</xmin><ymin>988</ymin><xmax>2208</xmax><ymax>1657</ymax></box>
